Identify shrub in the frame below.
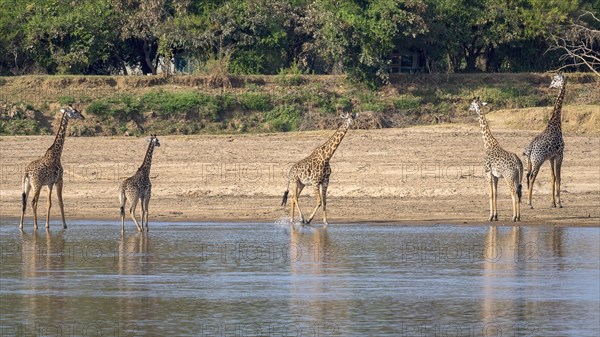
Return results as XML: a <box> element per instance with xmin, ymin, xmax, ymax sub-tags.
<box><xmin>219</xmin><ymin>94</ymin><xmax>237</xmax><ymax>111</ymax></box>
<box><xmin>471</xmin><ymin>86</ymin><xmax>537</xmax><ymax>108</ymax></box>
<box><xmin>263</xmin><ymin>105</ymin><xmax>303</xmax><ymax>132</ymax></box>
<box><xmin>112</xmin><ymin>94</ymin><xmax>142</xmax><ymax>120</ymax></box>
<box><xmin>306</xmin><ymin>89</ymin><xmax>338</xmax><ymax>115</ymax></box>
<box><xmin>0</xmin><ymin>120</ymin><xmax>48</xmax><ymax>135</ymax></box>
<box><xmin>59</xmin><ymin>96</ymin><xmax>76</xmax><ymax>105</ymax></box>
<box><xmin>361</xmin><ymin>101</ymin><xmax>386</xmax><ymax>113</ymax></box>
<box><xmin>86</xmin><ymin>100</ymin><xmax>112</xmax><ymax>117</ymax></box>
<box><xmin>142</xmin><ymin>91</ymin><xmax>217</xmax><ymax>120</ymax></box>
<box><xmin>239</xmin><ymin>93</ymin><xmax>272</xmax><ymax>111</ymax></box>
<box><xmin>394</xmin><ymin>95</ymin><xmax>422</xmax><ymax>110</ymax></box>
<box><xmin>277</xmin><ymin>61</ymin><xmax>305</xmax><ymax>86</ymax></box>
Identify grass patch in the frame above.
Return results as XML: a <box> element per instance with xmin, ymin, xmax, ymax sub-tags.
<box><xmin>86</xmin><ymin>100</ymin><xmax>112</xmax><ymax>117</ymax></box>
<box><xmin>58</xmin><ymin>95</ymin><xmax>77</xmax><ymax>105</ymax></box>
<box><xmin>0</xmin><ymin>120</ymin><xmax>48</xmax><ymax>135</ymax></box>
<box><xmin>394</xmin><ymin>95</ymin><xmax>422</xmax><ymax>110</ymax></box>
<box><xmin>111</xmin><ymin>94</ymin><xmax>143</xmax><ymax>120</ymax></box>
<box><xmin>470</xmin><ymin>86</ymin><xmax>544</xmax><ymax>108</ymax></box>
<box><xmin>263</xmin><ymin>104</ymin><xmax>303</xmax><ymax>132</ymax></box>
<box><xmin>239</xmin><ymin>93</ymin><xmax>272</xmax><ymax>111</ymax></box>
<box><xmin>277</xmin><ymin>62</ymin><xmax>306</xmax><ymax>86</ymax></box>
<box><xmin>142</xmin><ymin>91</ymin><xmax>219</xmax><ymax>120</ymax></box>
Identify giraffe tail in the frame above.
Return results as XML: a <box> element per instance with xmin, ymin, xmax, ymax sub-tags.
<box><xmin>524</xmin><ymin>154</ymin><xmax>532</xmax><ymax>190</ymax></box>
<box><xmin>119</xmin><ymin>189</ymin><xmax>126</xmax><ymax>217</ymax></box>
<box><xmin>523</xmin><ymin>146</ymin><xmax>531</xmax><ymax>189</ymax></box>
<box><xmin>281</xmin><ymin>181</ymin><xmax>290</xmax><ymax>207</ymax></box>
<box><xmin>517</xmin><ymin>156</ymin><xmax>524</xmax><ymax>203</ymax></box>
<box><xmin>21</xmin><ymin>173</ymin><xmax>30</xmax><ymax>212</ymax></box>
<box><xmin>281</xmin><ymin>190</ymin><xmax>289</xmax><ymax>207</ymax></box>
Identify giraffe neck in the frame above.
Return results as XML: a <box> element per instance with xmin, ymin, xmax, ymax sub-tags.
<box><xmin>478</xmin><ymin>114</ymin><xmax>499</xmax><ymax>150</ymax></box>
<box><xmin>318</xmin><ymin>123</ymin><xmax>349</xmax><ymax>160</ymax></box>
<box><xmin>137</xmin><ymin>141</ymin><xmax>156</xmax><ymax>177</ymax></box>
<box><xmin>45</xmin><ymin>111</ymin><xmax>70</xmax><ymax>161</ymax></box>
<box><xmin>548</xmin><ymin>81</ymin><xmax>566</xmax><ymax>128</ymax></box>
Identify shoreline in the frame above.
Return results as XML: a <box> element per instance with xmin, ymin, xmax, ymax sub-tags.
<box><xmin>2</xmin><ymin>126</ymin><xmax>599</xmax><ymax>229</ymax></box>
<box><xmin>7</xmin><ymin>217</ymin><xmax>599</xmax><ymax>228</ymax></box>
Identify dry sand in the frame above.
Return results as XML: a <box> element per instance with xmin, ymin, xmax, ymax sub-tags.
<box><xmin>1</xmin><ymin>123</ymin><xmax>599</xmax><ymax>227</ymax></box>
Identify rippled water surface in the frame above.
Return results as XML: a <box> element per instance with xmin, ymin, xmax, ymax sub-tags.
<box><xmin>1</xmin><ymin>222</ymin><xmax>598</xmax><ymax>336</ymax></box>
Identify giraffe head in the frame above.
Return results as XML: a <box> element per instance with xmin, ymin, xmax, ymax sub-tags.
<box><xmin>147</xmin><ymin>134</ymin><xmax>161</xmax><ymax>147</ymax></box>
<box><xmin>468</xmin><ymin>97</ymin><xmax>488</xmax><ymax>116</ymax></box>
<box><xmin>341</xmin><ymin>111</ymin><xmax>356</xmax><ymax>129</ymax></box>
<box><xmin>60</xmin><ymin>106</ymin><xmax>85</xmax><ymax>120</ymax></box>
<box><xmin>549</xmin><ymin>73</ymin><xmax>565</xmax><ymax>89</ymax></box>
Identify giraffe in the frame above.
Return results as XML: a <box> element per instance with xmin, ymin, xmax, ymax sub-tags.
<box><xmin>523</xmin><ymin>73</ymin><xmax>566</xmax><ymax>209</ymax></box>
<box><xmin>19</xmin><ymin>106</ymin><xmax>85</xmax><ymax>230</ymax></box>
<box><xmin>281</xmin><ymin>110</ymin><xmax>356</xmax><ymax>227</ymax></box>
<box><xmin>470</xmin><ymin>98</ymin><xmax>523</xmax><ymax>222</ymax></box>
<box><xmin>119</xmin><ymin>134</ymin><xmax>160</xmax><ymax>233</ymax></box>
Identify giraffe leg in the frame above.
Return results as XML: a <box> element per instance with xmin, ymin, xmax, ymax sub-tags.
<box><xmin>549</xmin><ymin>158</ymin><xmax>556</xmax><ymax>207</ymax></box>
<box><xmin>511</xmin><ymin>192</ymin><xmax>517</xmax><ymax>222</ymax></box>
<box><xmin>19</xmin><ymin>177</ymin><xmax>31</xmax><ymax>230</ymax></box>
<box><xmin>487</xmin><ymin>173</ymin><xmax>494</xmax><ymax>221</ymax></box>
<box><xmin>492</xmin><ymin>176</ymin><xmax>499</xmax><ymax>221</ymax></box>
<box><xmin>321</xmin><ymin>182</ymin><xmax>329</xmax><ymax>227</ymax></box>
<box><xmin>119</xmin><ymin>192</ymin><xmax>126</xmax><ymax>234</ymax></box>
<box><xmin>45</xmin><ymin>185</ymin><xmax>53</xmax><ymax>229</ymax></box>
<box><xmin>527</xmin><ymin>162</ymin><xmax>542</xmax><ymax>209</ymax></box>
<box><xmin>56</xmin><ymin>180</ymin><xmax>67</xmax><ymax>229</ymax></box>
<box><xmin>294</xmin><ymin>182</ymin><xmax>307</xmax><ymax>224</ymax></box>
<box><xmin>515</xmin><ymin>178</ymin><xmax>521</xmax><ymax>222</ymax></box>
<box><xmin>290</xmin><ymin>192</ymin><xmax>295</xmax><ymax>225</ymax></box>
<box><xmin>305</xmin><ymin>185</ymin><xmax>322</xmax><ymax>225</ymax></box>
<box><xmin>139</xmin><ymin>197</ymin><xmax>146</xmax><ymax>232</ymax></box>
<box><xmin>506</xmin><ymin>177</ymin><xmax>518</xmax><ymax>222</ymax></box>
<box><xmin>144</xmin><ymin>194</ymin><xmax>151</xmax><ymax>231</ymax></box>
<box><xmin>129</xmin><ymin>198</ymin><xmax>143</xmax><ymax>232</ymax></box>
<box><xmin>554</xmin><ymin>156</ymin><xmax>563</xmax><ymax>208</ymax></box>
<box><xmin>290</xmin><ymin>182</ymin><xmax>298</xmax><ymax>224</ymax></box>
<box><xmin>31</xmin><ymin>187</ymin><xmax>42</xmax><ymax>230</ymax></box>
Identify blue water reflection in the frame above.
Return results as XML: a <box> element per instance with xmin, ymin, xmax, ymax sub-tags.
<box><xmin>1</xmin><ymin>222</ymin><xmax>598</xmax><ymax>336</ymax></box>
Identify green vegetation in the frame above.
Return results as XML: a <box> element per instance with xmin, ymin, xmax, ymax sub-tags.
<box><xmin>239</xmin><ymin>93</ymin><xmax>272</xmax><ymax>112</ymax></box>
<box><xmin>0</xmin><ymin>119</ymin><xmax>48</xmax><ymax>135</ymax></box>
<box><xmin>0</xmin><ymin>73</ymin><xmax>596</xmax><ymax>136</ymax></box>
<box><xmin>277</xmin><ymin>62</ymin><xmax>306</xmax><ymax>86</ymax></box>
<box><xmin>394</xmin><ymin>95</ymin><xmax>422</xmax><ymax>111</ymax></box>
<box><xmin>263</xmin><ymin>105</ymin><xmax>303</xmax><ymax>132</ymax></box>
<box><xmin>1</xmin><ymin>0</ymin><xmax>597</xmax><ymax>81</ymax></box>
<box><xmin>58</xmin><ymin>96</ymin><xmax>77</xmax><ymax>105</ymax></box>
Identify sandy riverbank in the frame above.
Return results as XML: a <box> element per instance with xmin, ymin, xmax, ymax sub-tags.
<box><xmin>1</xmin><ymin>123</ymin><xmax>598</xmax><ymax>227</ymax></box>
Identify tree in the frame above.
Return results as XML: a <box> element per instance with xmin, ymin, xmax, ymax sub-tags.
<box><xmin>113</xmin><ymin>0</ymin><xmax>173</xmax><ymax>75</ymax></box>
<box><xmin>7</xmin><ymin>0</ymin><xmax>122</xmax><ymax>74</ymax></box>
<box><xmin>306</xmin><ymin>0</ymin><xmax>427</xmax><ymax>83</ymax></box>
<box><xmin>550</xmin><ymin>11</ymin><xmax>600</xmax><ymax>76</ymax></box>
<box><xmin>0</xmin><ymin>0</ymin><xmax>27</xmax><ymax>74</ymax></box>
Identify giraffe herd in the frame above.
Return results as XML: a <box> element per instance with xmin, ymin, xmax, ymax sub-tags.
<box><xmin>18</xmin><ymin>74</ymin><xmax>567</xmax><ymax>231</ymax></box>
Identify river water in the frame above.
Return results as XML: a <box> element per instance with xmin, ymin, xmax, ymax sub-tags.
<box><xmin>1</xmin><ymin>222</ymin><xmax>598</xmax><ymax>336</ymax></box>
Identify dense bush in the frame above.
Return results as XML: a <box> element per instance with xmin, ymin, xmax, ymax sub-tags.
<box><xmin>263</xmin><ymin>105</ymin><xmax>303</xmax><ymax>132</ymax></box>
<box><xmin>239</xmin><ymin>93</ymin><xmax>272</xmax><ymax>111</ymax></box>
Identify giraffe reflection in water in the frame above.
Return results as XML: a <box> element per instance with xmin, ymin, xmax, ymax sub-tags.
<box><xmin>481</xmin><ymin>225</ymin><xmax>566</xmax><ymax>332</ymax></box>
<box><xmin>20</xmin><ymin>230</ymin><xmax>67</xmax><ymax>330</ymax></box>
<box><xmin>117</xmin><ymin>233</ymin><xmax>152</xmax><ymax>333</ymax></box>
<box><xmin>289</xmin><ymin>227</ymin><xmax>344</xmax><ymax>333</ymax></box>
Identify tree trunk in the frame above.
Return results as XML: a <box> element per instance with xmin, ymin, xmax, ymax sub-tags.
<box><xmin>143</xmin><ymin>40</ymin><xmax>157</xmax><ymax>75</ymax></box>
<box><xmin>464</xmin><ymin>51</ymin><xmax>478</xmax><ymax>72</ymax></box>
